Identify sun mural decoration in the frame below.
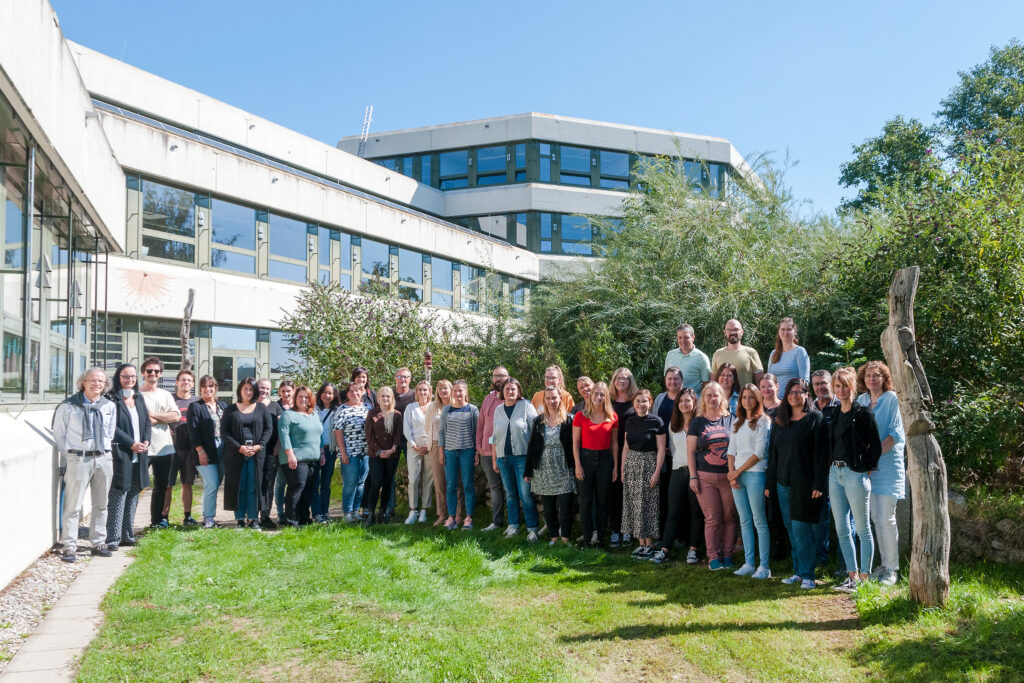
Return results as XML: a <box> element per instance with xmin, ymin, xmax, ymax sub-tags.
<box><xmin>117</xmin><ymin>267</ymin><xmax>173</xmax><ymax>313</ymax></box>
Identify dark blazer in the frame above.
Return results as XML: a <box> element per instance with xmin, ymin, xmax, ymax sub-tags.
<box><xmin>187</xmin><ymin>400</ymin><xmax>227</xmax><ymax>465</ymax></box>
<box><xmin>108</xmin><ymin>391</ymin><xmax>152</xmax><ymax>491</ymax></box>
<box><xmin>221</xmin><ymin>402</ymin><xmax>273</xmax><ymax>511</ymax></box>
<box><xmin>829</xmin><ymin>402</ymin><xmax>882</xmax><ymax>473</ymax></box>
<box><xmin>765</xmin><ymin>410</ymin><xmax>829</xmax><ymax>523</ymax></box>
<box><xmin>524</xmin><ymin>414</ymin><xmax>574</xmax><ymax>478</ymax></box>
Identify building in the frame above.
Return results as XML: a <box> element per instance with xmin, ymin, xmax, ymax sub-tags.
<box><xmin>0</xmin><ymin>0</ymin><xmax>754</xmax><ymax>589</ymax></box>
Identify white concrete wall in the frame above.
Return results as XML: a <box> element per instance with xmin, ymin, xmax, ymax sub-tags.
<box><xmin>0</xmin><ymin>409</ymin><xmax>62</xmax><ymax>590</ymax></box>
<box><xmin>0</xmin><ymin>1</ymin><xmax>125</xmax><ymax>251</ymax></box>
<box><xmin>67</xmin><ymin>42</ymin><xmax>444</xmax><ymax>217</ymax></box>
<box><xmin>99</xmin><ymin>111</ymin><xmax>539</xmax><ymax>280</ymax></box>
<box><xmin>444</xmin><ymin>183</ymin><xmax>625</xmax><ymax>218</ymax></box>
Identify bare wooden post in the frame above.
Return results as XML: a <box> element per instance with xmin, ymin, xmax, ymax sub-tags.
<box><xmin>181</xmin><ymin>288</ymin><xmax>196</xmax><ymax>373</ymax></box>
<box><xmin>880</xmin><ymin>266</ymin><xmax>950</xmax><ymax>606</ymax></box>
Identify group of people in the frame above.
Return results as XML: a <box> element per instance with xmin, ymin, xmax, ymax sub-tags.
<box><xmin>53</xmin><ymin>317</ymin><xmax>906</xmax><ymax>591</ymax></box>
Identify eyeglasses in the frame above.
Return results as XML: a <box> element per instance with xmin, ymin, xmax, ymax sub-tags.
<box><xmin>865</xmin><ymin>373</ymin><xmax>884</xmax><ymax>379</ymax></box>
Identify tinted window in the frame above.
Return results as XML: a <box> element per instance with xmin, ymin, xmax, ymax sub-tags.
<box><xmin>211</xmin><ymin>198</ymin><xmax>255</xmax><ymax>249</ymax></box>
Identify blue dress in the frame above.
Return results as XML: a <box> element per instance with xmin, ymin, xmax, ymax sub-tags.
<box><xmin>858</xmin><ymin>391</ymin><xmax>906</xmax><ymax>499</ymax></box>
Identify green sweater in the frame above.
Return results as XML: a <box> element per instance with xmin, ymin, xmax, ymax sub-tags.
<box><xmin>278</xmin><ymin>411</ymin><xmax>323</xmax><ymax>464</ymax></box>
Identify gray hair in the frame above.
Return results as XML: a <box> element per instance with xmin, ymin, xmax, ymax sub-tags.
<box><xmin>810</xmin><ymin>369</ymin><xmax>832</xmax><ymax>382</ymax></box>
<box><xmin>676</xmin><ymin>324</ymin><xmax>695</xmax><ymax>335</ymax></box>
<box><xmin>76</xmin><ymin>367</ymin><xmax>110</xmax><ymax>393</ymax></box>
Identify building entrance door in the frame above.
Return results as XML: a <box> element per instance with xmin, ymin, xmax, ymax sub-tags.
<box><xmin>213</xmin><ymin>354</ymin><xmax>256</xmax><ymax>400</ymax></box>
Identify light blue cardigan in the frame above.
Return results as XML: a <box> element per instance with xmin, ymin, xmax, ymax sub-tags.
<box><xmin>490</xmin><ymin>399</ymin><xmax>538</xmax><ymax>458</ymax></box>
<box><xmin>858</xmin><ymin>391</ymin><xmax>906</xmax><ymax>498</ymax></box>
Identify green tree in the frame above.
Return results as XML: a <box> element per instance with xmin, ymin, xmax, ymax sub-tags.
<box><xmin>838</xmin><ymin>116</ymin><xmax>942</xmax><ymax>211</ymax></box>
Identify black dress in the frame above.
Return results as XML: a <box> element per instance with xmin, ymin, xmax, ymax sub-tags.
<box><xmin>220</xmin><ymin>403</ymin><xmax>273</xmax><ymax>511</ymax></box>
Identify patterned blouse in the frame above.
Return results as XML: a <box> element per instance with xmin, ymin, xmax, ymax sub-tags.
<box><xmin>333</xmin><ymin>403</ymin><xmax>369</xmax><ymax>458</ymax></box>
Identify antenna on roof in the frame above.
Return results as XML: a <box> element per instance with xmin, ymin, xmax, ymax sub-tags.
<box><xmin>357</xmin><ymin>106</ymin><xmax>374</xmax><ymax>158</ymax></box>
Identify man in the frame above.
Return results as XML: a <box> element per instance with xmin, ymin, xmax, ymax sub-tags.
<box><xmin>810</xmin><ymin>368</ymin><xmax>843</xmax><ymax>571</ymax></box>
<box><xmin>165</xmin><ymin>369</ymin><xmax>198</xmax><ymax>526</ymax></box>
<box><xmin>138</xmin><ymin>357</ymin><xmax>181</xmax><ymax>528</ymax></box>
<box><xmin>475</xmin><ymin>365</ymin><xmax>509</xmax><ymax>531</ymax></box>
<box><xmin>265</xmin><ymin>379</ymin><xmax>294</xmax><ymax>527</ymax></box>
<box><xmin>529</xmin><ymin>365</ymin><xmax>575</xmax><ymax>413</ymax></box>
<box><xmin>663</xmin><ymin>324</ymin><xmax>711</xmax><ymax>394</ymax></box>
<box><xmin>53</xmin><ymin>367</ymin><xmax>117</xmax><ymax>562</ymax></box>
<box><xmin>381</xmin><ymin>367</ymin><xmax>416</xmax><ymax>522</ymax></box>
<box><xmin>711</xmin><ymin>319</ymin><xmax>764</xmax><ymax>388</ymax></box>
<box><xmin>811</xmin><ymin>369</ymin><xmax>840</xmax><ymax>424</ymax></box>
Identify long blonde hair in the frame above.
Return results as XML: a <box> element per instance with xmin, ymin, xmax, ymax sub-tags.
<box><xmin>431</xmin><ymin>379</ymin><xmax>452</xmax><ymax>412</ymax></box>
<box><xmin>377</xmin><ymin>386</ymin><xmax>398</xmax><ymax>433</ymax></box>
<box><xmin>584</xmin><ymin>381</ymin><xmax>615</xmax><ymax>423</ymax></box>
<box><xmin>609</xmin><ymin>367</ymin><xmax>638</xmax><ymax>402</ymax></box>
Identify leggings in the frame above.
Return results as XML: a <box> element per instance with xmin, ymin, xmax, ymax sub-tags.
<box><xmin>661</xmin><ymin>467</ymin><xmax>705</xmax><ymax>550</ymax></box>
<box><xmin>577</xmin><ymin>448</ymin><xmax>613</xmax><ymax>543</ymax></box>
<box><xmin>284</xmin><ymin>461</ymin><xmax>315</xmax><ymax>525</ymax></box>
<box><xmin>149</xmin><ymin>455</ymin><xmax>173</xmax><ymax>525</ymax></box>
<box><xmin>540</xmin><ymin>493</ymin><xmax>574</xmax><ymax>539</ymax></box>
<box><xmin>367</xmin><ymin>456</ymin><xmax>400</xmax><ymax>518</ymax></box>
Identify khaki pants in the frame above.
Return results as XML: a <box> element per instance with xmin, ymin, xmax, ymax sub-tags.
<box><xmin>430</xmin><ymin>441</ymin><xmax>464</xmax><ymax>520</ymax></box>
<box><xmin>61</xmin><ymin>453</ymin><xmax>113</xmax><ymax>549</ymax></box>
<box><xmin>407</xmin><ymin>443</ymin><xmax>435</xmax><ymax>511</ymax></box>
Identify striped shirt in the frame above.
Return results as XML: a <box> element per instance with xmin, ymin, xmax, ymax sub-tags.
<box><xmin>442</xmin><ymin>406</ymin><xmax>476</xmax><ymax>450</ymax></box>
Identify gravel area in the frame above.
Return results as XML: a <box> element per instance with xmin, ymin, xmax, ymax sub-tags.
<box><xmin>0</xmin><ymin>547</ymin><xmax>87</xmax><ymax>670</ymax></box>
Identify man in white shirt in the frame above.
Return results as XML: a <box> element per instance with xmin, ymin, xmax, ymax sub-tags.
<box><xmin>663</xmin><ymin>324</ymin><xmax>711</xmax><ymax>394</ymax></box>
<box><xmin>138</xmin><ymin>357</ymin><xmax>181</xmax><ymax>528</ymax></box>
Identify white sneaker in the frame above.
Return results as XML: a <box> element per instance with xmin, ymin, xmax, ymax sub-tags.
<box><xmin>877</xmin><ymin>570</ymin><xmax>898</xmax><ymax>586</ymax></box>
<box><xmin>781</xmin><ymin>574</ymin><xmax>802</xmax><ymax>585</ymax></box>
<box><xmin>483</xmin><ymin>523</ymin><xmax>500</xmax><ymax>531</ymax></box>
<box><xmin>833</xmin><ymin>577</ymin><xmax>858</xmax><ymax>593</ymax></box>
<box><xmin>418</xmin><ymin>510</ymin><xmax>428</xmax><ymax>523</ymax></box>
<box><xmin>590</xmin><ymin>531</ymin><xmax>598</xmax><ymax>544</ymax></box>
<box><xmin>800</xmin><ymin>579</ymin><xmax>816</xmax><ymax>589</ymax></box>
<box><xmin>405</xmin><ymin>511</ymin><xmax>418</xmax><ymax>525</ymax></box>
<box><xmin>751</xmin><ymin>566</ymin><xmax>772</xmax><ymax>580</ymax></box>
<box><xmin>526</xmin><ymin>530</ymin><xmax>538</xmax><ymax>543</ymax></box>
<box><xmin>686</xmin><ymin>549</ymin><xmax>699</xmax><ymax>564</ymax></box>
<box><xmin>503</xmin><ymin>525</ymin><xmax>520</xmax><ymax>537</ymax></box>
<box><xmin>733</xmin><ymin>563</ymin><xmax>756</xmax><ymax>577</ymax></box>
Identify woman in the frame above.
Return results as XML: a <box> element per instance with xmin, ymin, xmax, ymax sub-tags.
<box><xmin>530</xmin><ymin>365</ymin><xmax>575</xmax><ymax>414</ymax></box>
<box><xmin>608</xmin><ymin>367</ymin><xmax>638</xmax><ymax>548</ymax></box>
<box><xmin>726</xmin><ymin>384</ymin><xmax>772</xmax><ymax>579</ymax></box>
<box><xmin>572</xmin><ymin>381</ymin><xmax>619</xmax><ymax>547</ymax></box>
<box><xmin>653</xmin><ymin>367</ymin><xmax>683</xmax><ymax>534</ymax></box>
<box><xmin>857</xmin><ymin>361</ymin><xmax>906</xmax><ymax>587</ymax></box>
<box><xmin>312</xmin><ymin>383</ymin><xmax>341</xmax><ymax>524</ymax></box>
<box><xmin>688</xmin><ymin>382</ymin><xmax>737</xmax><ymax>570</ymax></box>
<box><xmin>351</xmin><ymin>366</ymin><xmax>377</xmax><ymax>410</ymax></box>
<box><xmin>363</xmin><ymin>386</ymin><xmax>403</xmax><ymax>525</ymax></box>
<box><xmin>492</xmin><ymin>377</ymin><xmax>540</xmax><ymax>541</ymax></box>
<box><xmin>652</xmin><ymin>389</ymin><xmax>703</xmax><ymax>565</ymax></box>
<box><xmin>572</xmin><ymin>376</ymin><xmax>594</xmax><ymax>415</ymax></box>
<box><xmin>621</xmin><ymin>389</ymin><xmax>667</xmax><ymax>559</ymax></box>
<box><xmin>105</xmin><ymin>364</ymin><xmax>151</xmax><ymax>550</ymax></box>
<box><xmin>187</xmin><ymin>375</ymin><xmax>227</xmax><ymax>529</ymax></box>
<box><xmin>525</xmin><ymin>387</ymin><xmax>576</xmax><ymax>545</ymax></box>
<box><xmin>221</xmin><ymin>378</ymin><xmax>273</xmax><ymax>529</ymax></box>
<box><xmin>271</xmin><ymin>380</ymin><xmax>295</xmax><ymax>525</ymax></box>
<box><xmin>438</xmin><ymin>380</ymin><xmax>479</xmax><ymax>530</ymax></box>
<box><xmin>715</xmin><ymin>363</ymin><xmax>740</xmax><ymax>416</ymax></box>
<box><xmin>830</xmin><ymin>367</ymin><xmax>882</xmax><ymax>592</ymax></box>
<box><xmin>278</xmin><ymin>385</ymin><xmax>323</xmax><ymax>526</ymax></box>
<box><xmin>333</xmin><ymin>383</ymin><xmax>370</xmax><ymax>523</ymax></box>
<box><xmin>765</xmin><ymin>378</ymin><xmax>829</xmax><ymax>589</ymax></box>
<box><xmin>766</xmin><ymin>318</ymin><xmax>810</xmax><ymax>399</ymax></box>
<box><xmin>759</xmin><ymin>373</ymin><xmax>782</xmax><ymax>417</ymax></box>
<box><xmin>426</xmin><ymin>380</ymin><xmax>465</xmax><ymax>527</ymax></box>
<box><xmin>403</xmin><ymin>380</ymin><xmax>435</xmax><ymax>524</ymax></box>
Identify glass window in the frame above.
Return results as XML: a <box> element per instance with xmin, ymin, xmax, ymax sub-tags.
<box><xmin>400</xmin><ymin>156</ymin><xmax>414</xmax><ymax>177</ymax></box>
<box><xmin>270</xmin><ymin>330</ymin><xmax>299</xmax><ymax>374</ymax></box>
<box><xmin>439</xmin><ymin>150</ymin><xmax>468</xmax><ymax>177</ymax></box>
<box><xmin>540</xmin><ymin>213</ymin><xmax>553</xmax><ymax>253</ymax></box>
<box><xmin>600</xmin><ymin>178</ymin><xmax>630</xmax><ymax>190</ymax></box>
<box><xmin>539</xmin><ymin>143</ymin><xmax>552</xmax><ymax>182</ymax></box>
<box><xmin>269</xmin><ymin>259</ymin><xmax>307</xmax><ymax>283</ymax></box>
<box><xmin>560</xmin><ymin>146</ymin><xmax>590</xmax><ymax>173</ymax></box>
<box><xmin>211</xmin><ymin>198</ymin><xmax>255</xmax><ymax>250</ymax></box>
<box><xmin>420</xmin><ymin>155</ymin><xmax>432</xmax><ymax>185</ymax></box>
<box><xmin>398</xmin><ymin>248</ymin><xmax>422</xmax><ymax>286</ymax></box>
<box><xmin>211</xmin><ymin>248</ymin><xmax>256</xmax><ymax>274</ymax></box>
<box><xmin>460</xmin><ymin>265</ymin><xmax>481</xmax><ymax>312</ymax></box>
<box><xmin>269</xmin><ymin>214</ymin><xmax>307</xmax><ymax>261</ymax></box>
<box><xmin>4</xmin><ymin>197</ymin><xmax>22</xmax><ymax>269</ymax></box>
<box><xmin>2</xmin><ymin>332</ymin><xmax>23</xmax><ymax>393</ymax></box>
<box><xmin>515</xmin><ymin>213</ymin><xmax>527</xmax><ymax>247</ymax></box>
<box><xmin>433</xmin><ymin>257</ymin><xmax>453</xmax><ymax>291</ymax></box>
<box><xmin>376</xmin><ymin>158</ymin><xmax>397</xmax><ymax>171</ymax></box>
<box><xmin>600</xmin><ymin>150</ymin><xmax>630</xmax><ymax>178</ymax></box>
<box><xmin>561</xmin><ymin>215</ymin><xmax>593</xmax><ymax>255</ymax></box>
<box><xmin>361</xmin><ymin>238</ymin><xmax>389</xmax><ymax>282</ymax></box>
<box><xmin>339</xmin><ymin>231</ymin><xmax>352</xmax><ymax>271</ymax></box>
<box><xmin>441</xmin><ymin>177</ymin><xmax>469</xmax><ymax>190</ymax></box>
<box><xmin>318</xmin><ymin>227</ymin><xmax>332</xmax><ymax>267</ymax></box>
<box><xmin>142</xmin><ymin>180</ymin><xmax>195</xmax><ymax>237</ymax></box>
<box><xmin>476</xmin><ymin>146</ymin><xmax>506</xmax><ymax>186</ymax></box>
<box><xmin>510</xmin><ymin>278</ymin><xmax>528</xmax><ymax>310</ymax></box>
<box><xmin>142</xmin><ymin>235</ymin><xmax>194</xmax><ymax>263</ymax></box>
<box><xmin>212</xmin><ymin>325</ymin><xmax>257</xmax><ymax>351</ymax></box>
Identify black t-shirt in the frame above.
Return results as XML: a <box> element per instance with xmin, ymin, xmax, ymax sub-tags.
<box><xmin>611</xmin><ymin>400</ymin><xmax>635</xmax><ymax>451</ymax></box>
<box><xmin>624</xmin><ymin>413</ymin><xmax>666</xmax><ymax>452</ymax></box>
<box><xmin>687</xmin><ymin>415</ymin><xmax>734</xmax><ymax>474</ymax></box>
<box><xmin>172</xmin><ymin>395</ymin><xmax>198</xmax><ymax>452</ymax></box>
<box><xmin>830</xmin><ymin>407</ymin><xmax>855</xmax><ymax>464</ymax></box>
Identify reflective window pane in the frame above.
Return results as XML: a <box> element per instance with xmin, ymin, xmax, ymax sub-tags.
<box><xmin>431</xmin><ymin>291</ymin><xmax>453</xmax><ymax>308</ymax></box>
<box><xmin>212</xmin><ymin>325</ymin><xmax>257</xmax><ymax>350</ymax></box>
<box><xmin>421</xmin><ymin>155</ymin><xmax>432</xmax><ymax>184</ymax></box>
<box><xmin>439</xmin><ymin>150</ymin><xmax>468</xmax><ymax>177</ymax></box>
<box><xmin>561</xmin><ymin>215</ymin><xmax>592</xmax><ymax>241</ymax></box>
<box><xmin>377</xmin><ymin>158</ymin><xmax>397</xmax><ymax>171</ymax></box>
<box><xmin>600</xmin><ymin>150</ymin><xmax>630</xmax><ymax>177</ymax></box>
<box><xmin>211</xmin><ymin>248</ymin><xmax>256</xmax><ymax>274</ymax></box>
<box><xmin>143</xmin><ymin>235</ymin><xmax>194</xmax><ymax>263</ymax></box>
<box><xmin>269</xmin><ymin>214</ymin><xmax>307</xmax><ymax>261</ymax></box>
<box><xmin>560</xmin><ymin>173</ymin><xmax>591</xmax><ymax>186</ymax></box>
<box><xmin>477</xmin><ymin>174</ymin><xmax>506</xmax><ymax>186</ymax></box>
<box><xmin>476</xmin><ymin>146</ymin><xmax>505</xmax><ymax>174</ymax></box>
<box><xmin>441</xmin><ymin>178</ymin><xmax>469</xmax><ymax>190</ymax></box>
<box><xmin>600</xmin><ymin>178</ymin><xmax>630</xmax><ymax>190</ymax></box>
<box><xmin>211</xmin><ymin>198</ymin><xmax>255</xmax><ymax>250</ymax></box>
<box><xmin>269</xmin><ymin>259</ymin><xmax>307</xmax><ymax>283</ymax></box>
<box><xmin>398</xmin><ymin>247</ymin><xmax>422</xmax><ymax>285</ymax></box>
<box><xmin>361</xmin><ymin>238</ymin><xmax>389</xmax><ymax>281</ymax></box>
<box><xmin>560</xmin><ymin>145</ymin><xmax>590</xmax><ymax>173</ymax></box>
<box><xmin>401</xmin><ymin>156</ymin><xmax>414</xmax><ymax>177</ymax></box>
<box><xmin>432</xmin><ymin>257</ymin><xmax>453</xmax><ymax>291</ymax></box>
<box><xmin>4</xmin><ymin>198</ymin><xmax>22</xmax><ymax>268</ymax></box>
<box><xmin>339</xmin><ymin>232</ymin><xmax>352</xmax><ymax>271</ymax></box>
<box><xmin>270</xmin><ymin>330</ymin><xmax>299</xmax><ymax>374</ymax></box>
<box><xmin>142</xmin><ymin>180</ymin><xmax>195</xmax><ymax>237</ymax></box>
<box><xmin>318</xmin><ymin>227</ymin><xmax>332</xmax><ymax>267</ymax></box>
<box><xmin>539</xmin><ymin>143</ymin><xmax>551</xmax><ymax>182</ymax></box>
<box><xmin>514</xmin><ymin>143</ymin><xmax>526</xmax><ymax>170</ymax></box>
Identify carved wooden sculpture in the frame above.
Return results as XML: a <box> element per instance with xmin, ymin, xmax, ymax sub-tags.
<box><xmin>880</xmin><ymin>266</ymin><xmax>950</xmax><ymax>606</ymax></box>
<box><xmin>181</xmin><ymin>288</ymin><xmax>195</xmax><ymax>373</ymax></box>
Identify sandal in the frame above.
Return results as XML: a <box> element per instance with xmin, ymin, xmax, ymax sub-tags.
<box><xmin>462</xmin><ymin>517</ymin><xmax>473</xmax><ymax>531</ymax></box>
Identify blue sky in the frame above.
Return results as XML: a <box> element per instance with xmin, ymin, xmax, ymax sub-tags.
<box><xmin>51</xmin><ymin>1</ymin><xmax>1022</xmax><ymax>217</ymax></box>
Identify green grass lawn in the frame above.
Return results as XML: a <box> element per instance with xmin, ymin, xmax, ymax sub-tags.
<box><xmin>74</xmin><ymin>521</ymin><xmax>1024</xmax><ymax>682</ymax></box>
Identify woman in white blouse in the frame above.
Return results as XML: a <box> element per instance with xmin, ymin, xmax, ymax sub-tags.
<box><xmin>402</xmin><ymin>380</ymin><xmax>434</xmax><ymax>524</ymax></box>
<box><xmin>726</xmin><ymin>384</ymin><xmax>772</xmax><ymax>579</ymax></box>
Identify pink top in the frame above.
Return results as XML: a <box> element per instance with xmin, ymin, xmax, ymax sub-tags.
<box><xmin>475</xmin><ymin>391</ymin><xmax>502</xmax><ymax>457</ymax></box>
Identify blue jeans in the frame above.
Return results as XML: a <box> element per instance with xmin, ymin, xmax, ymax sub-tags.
<box><xmin>776</xmin><ymin>483</ymin><xmax>817</xmax><ymax>581</ymax></box>
<box><xmin>814</xmin><ymin>495</ymin><xmax>832</xmax><ymax>566</ymax></box>
<box><xmin>496</xmin><ymin>454</ymin><xmax>538</xmax><ymax>529</ymax></box>
<box><xmin>340</xmin><ymin>453</ymin><xmax>369</xmax><ymax>514</ymax></box>
<box><xmin>196</xmin><ymin>440</ymin><xmax>222</xmax><ymax>520</ymax></box>
<box><xmin>236</xmin><ymin>456</ymin><xmax>258</xmax><ymax>521</ymax></box>
<box><xmin>312</xmin><ymin>447</ymin><xmax>337</xmax><ymax>518</ymax></box>
<box><xmin>829</xmin><ymin>465</ymin><xmax>874</xmax><ymax>574</ymax></box>
<box><xmin>444</xmin><ymin>448</ymin><xmax>476</xmax><ymax>518</ymax></box>
<box><xmin>731</xmin><ymin>470</ymin><xmax>770</xmax><ymax>569</ymax></box>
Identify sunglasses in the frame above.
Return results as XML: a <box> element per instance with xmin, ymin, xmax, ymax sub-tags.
<box><xmin>144</xmin><ymin>368</ymin><xmax>162</xmax><ymax>375</ymax></box>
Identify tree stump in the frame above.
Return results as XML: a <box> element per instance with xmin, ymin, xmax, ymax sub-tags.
<box><xmin>880</xmin><ymin>266</ymin><xmax>950</xmax><ymax>606</ymax></box>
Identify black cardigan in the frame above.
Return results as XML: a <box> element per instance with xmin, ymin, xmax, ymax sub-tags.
<box><xmin>765</xmin><ymin>410</ymin><xmax>829</xmax><ymax>523</ymax></box>
<box><xmin>524</xmin><ymin>414</ymin><xmax>575</xmax><ymax>477</ymax></box>
<box><xmin>828</xmin><ymin>402</ymin><xmax>882</xmax><ymax>473</ymax></box>
<box><xmin>220</xmin><ymin>402</ymin><xmax>274</xmax><ymax>512</ymax></box>
<box><xmin>187</xmin><ymin>400</ymin><xmax>228</xmax><ymax>465</ymax></box>
<box><xmin>108</xmin><ymin>392</ymin><xmax>152</xmax><ymax>492</ymax></box>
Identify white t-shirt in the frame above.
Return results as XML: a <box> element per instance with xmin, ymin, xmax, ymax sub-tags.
<box><xmin>726</xmin><ymin>414</ymin><xmax>770</xmax><ymax>473</ymax></box>
<box><xmin>669</xmin><ymin>427</ymin><xmax>689</xmax><ymax>470</ymax></box>
<box><xmin>140</xmin><ymin>387</ymin><xmax>179</xmax><ymax>457</ymax></box>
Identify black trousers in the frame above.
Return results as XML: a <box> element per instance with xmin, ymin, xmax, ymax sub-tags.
<box><xmin>261</xmin><ymin>457</ymin><xmax>278</xmax><ymax>518</ymax></box>
<box><xmin>658</xmin><ymin>466</ymin><xmax>673</xmax><ymax>534</ymax></box>
<box><xmin>367</xmin><ymin>456</ymin><xmax>400</xmax><ymax>518</ymax></box>
<box><xmin>284</xmin><ymin>461</ymin><xmax>315</xmax><ymax>525</ymax></box>
<box><xmin>661</xmin><ymin>466</ymin><xmax>705</xmax><ymax>551</ymax></box>
<box><xmin>541</xmin><ymin>493</ymin><xmax>575</xmax><ymax>539</ymax></box>
<box><xmin>577</xmin><ymin>449</ymin><xmax>613</xmax><ymax>543</ymax></box>
<box><xmin>149</xmin><ymin>455</ymin><xmax>173</xmax><ymax>525</ymax></box>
